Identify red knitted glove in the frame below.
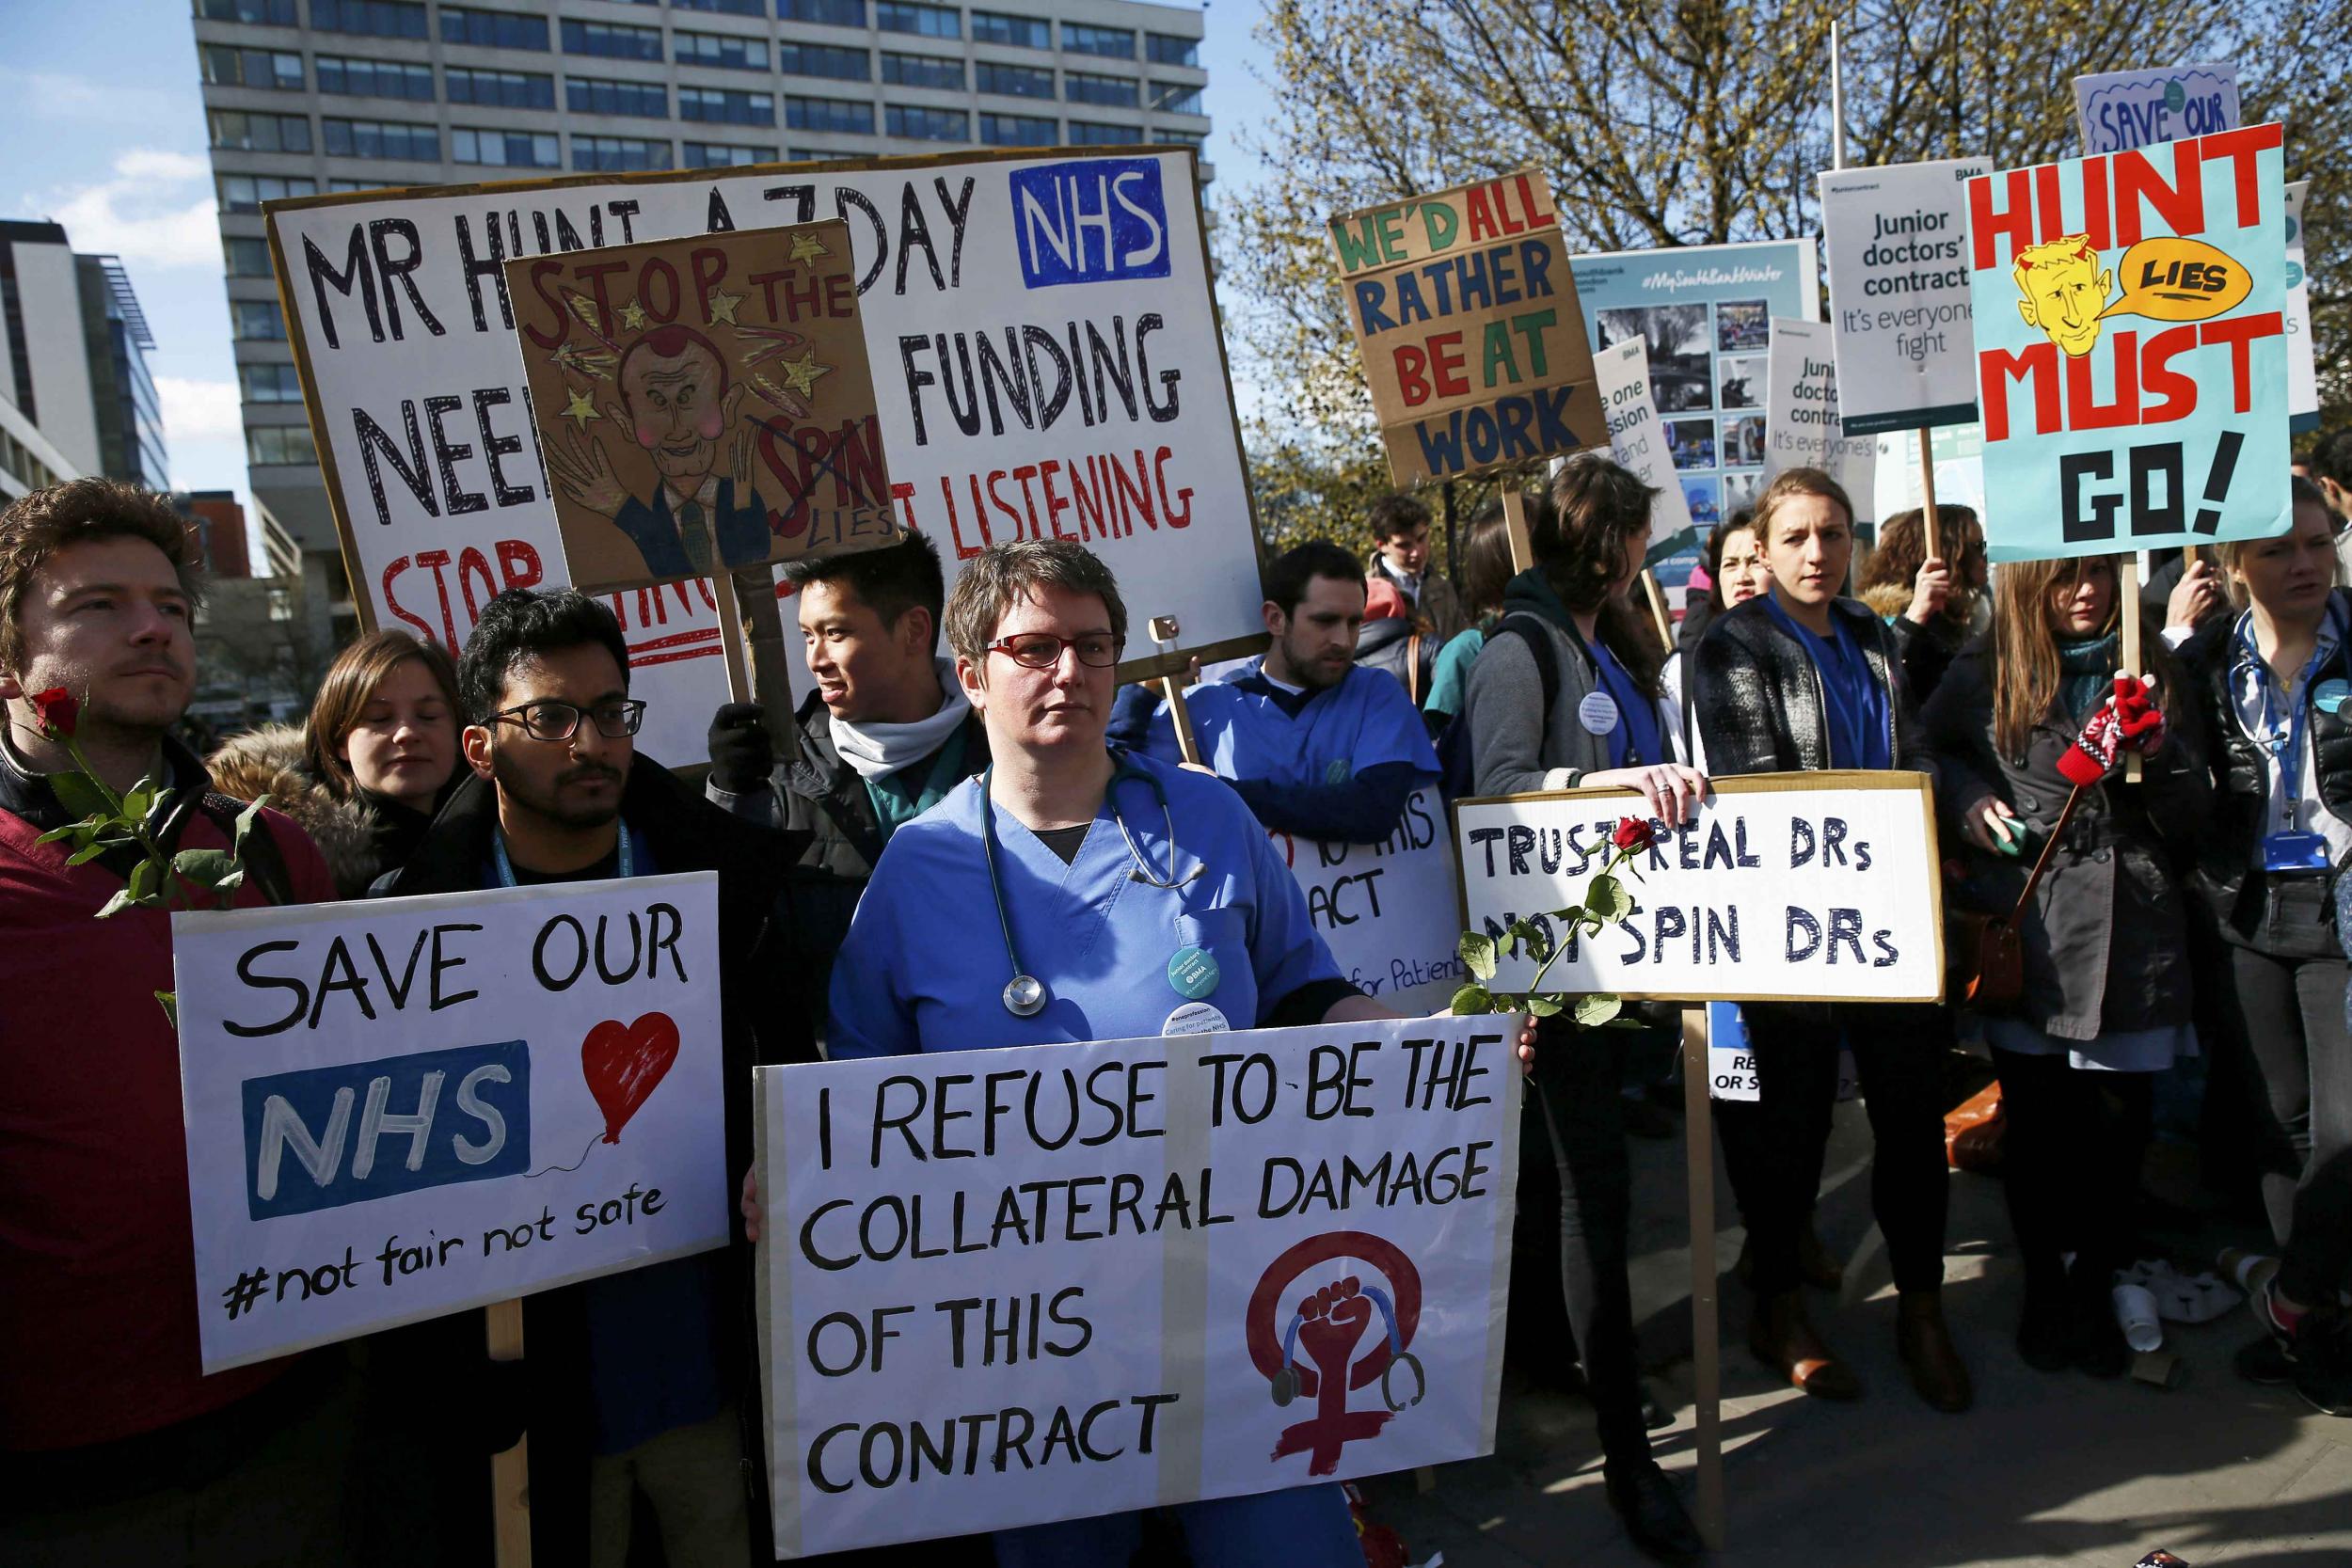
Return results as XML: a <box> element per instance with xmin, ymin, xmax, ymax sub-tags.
<box><xmin>2112</xmin><ymin>673</ymin><xmax>2166</xmax><ymax>757</ymax></box>
<box><xmin>2058</xmin><ymin>696</ymin><xmax>2125</xmax><ymax>785</ymax></box>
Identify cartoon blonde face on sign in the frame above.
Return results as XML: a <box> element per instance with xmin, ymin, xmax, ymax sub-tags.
<box><xmin>2012</xmin><ymin>236</ymin><xmax>2115</xmax><ymax>358</ymax></box>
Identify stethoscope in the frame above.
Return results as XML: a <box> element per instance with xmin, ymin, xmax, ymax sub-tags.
<box><xmin>2238</xmin><ymin>604</ymin><xmax>2348</xmax><ymax>829</ymax></box>
<box><xmin>980</xmin><ymin>752</ymin><xmax>1200</xmax><ymax>1018</ymax></box>
<box><xmin>1267</xmin><ymin>1283</ymin><xmax>1426</xmax><ymax>1414</ymax></box>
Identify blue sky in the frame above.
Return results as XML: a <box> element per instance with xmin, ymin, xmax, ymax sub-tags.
<box><xmin>0</xmin><ymin>0</ymin><xmax>1275</xmax><ymax>549</ymax></box>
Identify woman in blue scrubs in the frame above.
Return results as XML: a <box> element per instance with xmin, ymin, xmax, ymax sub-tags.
<box><xmin>825</xmin><ymin>539</ymin><xmax>1431</xmax><ymax>1568</ymax></box>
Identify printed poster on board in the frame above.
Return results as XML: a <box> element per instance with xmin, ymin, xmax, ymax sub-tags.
<box><xmin>1591</xmin><ymin>338</ymin><xmax>1700</xmax><ymax>563</ymax></box>
<box><xmin>1759</xmin><ymin>319</ymin><xmax>1879</xmax><ymax>533</ymax></box>
<box><xmin>1819</xmin><ymin>158</ymin><xmax>1991</xmax><ymax>436</ymax></box>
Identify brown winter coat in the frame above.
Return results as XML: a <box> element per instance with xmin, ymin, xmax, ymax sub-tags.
<box><xmin>204</xmin><ymin>723</ymin><xmax>385</xmax><ymax>899</ymax></box>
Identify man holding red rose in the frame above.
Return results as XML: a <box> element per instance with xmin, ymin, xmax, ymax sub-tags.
<box><xmin>0</xmin><ymin>480</ymin><xmax>346</xmax><ymax>1564</ymax></box>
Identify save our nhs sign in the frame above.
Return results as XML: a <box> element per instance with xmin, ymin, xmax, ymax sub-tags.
<box><xmin>1009</xmin><ymin>158</ymin><xmax>1173</xmax><ymax>288</ymax></box>
<box><xmin>2074</xmin><ymin>64</ymin><xmax>2241</xmax><ymax>156</ymax></box>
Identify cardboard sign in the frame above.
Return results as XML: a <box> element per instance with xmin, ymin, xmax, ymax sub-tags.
<box><xmin>506</xmin><ymin>221</ymin><xmax>896</xmax><ymax>594</ymax></box>
<box><xmin>1704</xmin><ymin>1002</ymin><xmax>1760</xmax><ymax>1101</ymax></box>
<box><xmin>2074</xmin><ymin>64</ymin><xmax>2241</xmax><ymax>156</ymax></box>
<box><xmin>1760</xmin><ymin>318</ymin><xmax>1879</xmax><ymax>530</ymax></box>
<box><xmin>1593</xmin><ymin>339</ymin><xmax>1700</xmax><ymax>564</ymax></box>
<box><xmin>1966</xmin><ymin>125</ymin><xmax>2291</xmax><ymax>562</ymax></box>
<box><xmin>2286</xmin><ymin>180</ymin><xmax>2318</xmax><ymax>435</ymax></box>
<box><xmin>1569</xmin><ymin>241</ymin><xmax>1820</xmax><ymax>586</ymax></box>
<box><xmin>1453</xmin><ymin>773</ymin><xmax>1944</xmax><ymax>1003</ymax></box>
<box><xmin>754</xmin><ymin>1016</ymin><xmax>1521</xmax><ymax>1556</ymax></box>
<box><xmin>1329</xmin><ymin>173</ymin><xmax>1604</xmax><ymax>485</ymax></box>
<box><xmin>1820</xmin><ymin>158</ymin><xmax>1992</xmax><ymax>435</ymax></box>
<box><xmin>1273</xmin><ymin>787</ymin><xmax>1464</xmax><ymax>1015</ymax></box>
<box><xmin>265</xmin><ymin>149</ymin><xmax>1267</xmax><ymax>766</ymax></box>
<box><xmin>173</xmin><ymin>875</ymin><xmax>727</xmax><ymax>1373</ymax></box>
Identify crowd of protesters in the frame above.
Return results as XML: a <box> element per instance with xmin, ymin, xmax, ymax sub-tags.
<box><xmin>4</xmin><ymin>434</ymin><xmax>2351</xmax><ymax>1567</ymax></box>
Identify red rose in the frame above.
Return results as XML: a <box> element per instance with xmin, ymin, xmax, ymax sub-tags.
<box><xmin>29</xmin><ymin>687</ymin><xmax>78</xmax><ymax>739</ymax></box>
<box><xmin>1612</xmin><ymin>816</ymin><xmax>1654</xmax><ymax>852</ymax></box>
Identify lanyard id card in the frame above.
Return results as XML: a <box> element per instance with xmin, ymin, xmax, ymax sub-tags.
<box><xmin>2261</xmin><ymin>830</ymin><xmax>2332</xmax><ymax>874</ymax></box>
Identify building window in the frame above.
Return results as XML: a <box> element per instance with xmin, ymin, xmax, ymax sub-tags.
<box><xmin>787</xmin><ymin>96</ymin><xmax>875</xmax><ymax>135</ymax></box>
<box><xmin>979</xmin><ymin>112</ymin><xmax>1056</xmax><ymax>147</ymax></box>
<box><xmin>675</xmin><ymin>0</ymin><xmax>764</xmax><ymax>12</ymax></box>
<box><xmin>777</xmin><ymin>41</ymin><xmax>867</xmax><ymax>79</ymax></box>
<box><xmin>223</xmin><ymin>237</ymin><xmax>276</xmax><ymax>278</ymax></box>
<box><xmin>678</xmin><ymin>31</ymin><xmax>771</xmax><ymax>70</ymax></box>
<box><xmin>976</xmin><ymin>61</ymin><xmax>1053</xmax><ymax>98</ymax></box>
<box><xmin>876</xmin><ymin>1</ymin><xmax>958</xmax><ymax>39</ymax></box>
<box><xmin>310</xmin><ymin>0</ymin><xmax>427</xmax><ymax>39</ymax></box>
<box><xmin>200</xmin><ymin>45</ymin><xmax>304</xmax><ymax>90</ymax></box>
<box><xmin>232</xmin><ymin>301</ymin><xmax>288</xmax><ymax>341</ymax></box>
<box><xmin>1068</xmin><ymin>120</ymin><xmax>1136</xmax><ymax>145</ymax></box>
<box><xmin>314</xmin><ymin>55</ymin><xmax>436</xmax><ymax>101</ymax></box>
<box><xmin>1150</xmin><ymin>82</ymin><xmax>1203</xmax><ymax>116</ymax></box>
<box><xmin>679</xmin><ymin>86</ymin><xmax>774</xmax><ymax>125</ymax></box>
<box><xmin>195</xmin><ymin>0</ymin><xmax>298</xmax><ymax>21</ymax></box>
<box><xmin>1064</xmin><ymin>71</ymin><xmax>1136</xmax><ymax>108</ymax></box>
<box><xmin>1147</xmin><ymin>33</ymin><xmax>1200</xmax><ymax>67</ymax></box>
<box><xmin>239</xmin><ymin>362</ymin><xmax>307</xmax><ymax>404</ymax></box>
<box><xmin>446</xmin><ymin>66</ymin><xmax>555</xmax><ymax>108</ymax></box>
<box><xmin>779</xmin><ymin>0</ymin><xmax>865</xmax><ymax>23</ymax></box>
<box><xmin>881</xmin><ymin>52</ymin><xmax>961</xmax><ymax>89</ymax></box>
<box><xmin>572</xmin><ymin>135</ymin><xmax>672</xmax><ymax>171</ymax></box>
<box><xmin>1152</xmin><ymin>127</ymin><xmax>1205</xmax><ymax>148</ymax></box>
<box><xmin>246</xmin><ymin>425</ymin><xmax>318</xmax><ymax>466</ymax></box>
<box><xmin>970</xmin><ymin>9</ymin><xmax>1047</xmax><ymax>47</ymax></box>
<box><xmin>684</xmin><ymin>140</ymin><xmax>776</xmax><ymax>166</ymax></box>
<box><xmin>562</xmin><ymin>19</ymin><xmax>662</xmax><ymax>60</ymax></box>
<box><xmin>438</xmin><ymin>7</ymin><xmax>548</xmax><ymax>50</ymax></box>
<box><xmin>885</xmin><ymin>104</ymin><xmax>966</xmax><ymax>141</ymax></box>
<box><xmin>565</xmin><ymin>76</ymin><xmax>669</xmax><ymax>118</ymax></box>
<box><xmin>322</xmin><ymin>118</ymin><xmax>439</xmax><ymax>161</ymax></box>
<box><xmin>1061</xmin><ymin>23</ymin><xmax>1133</xmax><ymax>58</ymax></box>
<box><xmin>217</xmin><ymin>173</ymin><xmax>316</xmax><ymax>213</ymax></box>
<box><xmin>453</xmin><ymin>127</ymin><xmax>561</xmax><ymax>167</ymax></box>
<box><xmin>328</xmin><ymin>179</ymin><xmax>389</xmax><ymax>192</ymax></box>
<box><xmin>208</xmin><ymin>110</ymin><xmax>312</xmax><ymax>154</ymax></box>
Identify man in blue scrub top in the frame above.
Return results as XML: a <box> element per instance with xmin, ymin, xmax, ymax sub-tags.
<box><xmin>1112</xmin><ymin>541</ymin><xmax>1439</xmax><ymax>845</ymax></box>
<box><xmin>827</xmin><ymin>540</ymin><xmax>1410</xmax><ymax>1567</ymax></box>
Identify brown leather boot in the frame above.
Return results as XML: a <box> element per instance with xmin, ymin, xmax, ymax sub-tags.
<box><xmin>1749</xmin><ymin>1289</ymin><xmax>1861</xmax><ymax>1400</ymax></box>
<box><xmin>1897</xmin><ymin>1289</ymin><xmax>1973</xmax><ymax>1413</ymax></box>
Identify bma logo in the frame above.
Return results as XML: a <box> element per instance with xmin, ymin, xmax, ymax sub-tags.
<box><xmin>1008</xmin><ymin>158</ymin><xmax>1172</xmax><ymax>289</ymax></box>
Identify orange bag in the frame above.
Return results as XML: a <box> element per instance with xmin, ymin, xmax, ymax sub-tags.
<box><xmin>1944</xmin><ymin>1082</ymin><xmax>2005</xmax><ymax>1173</ymax></box>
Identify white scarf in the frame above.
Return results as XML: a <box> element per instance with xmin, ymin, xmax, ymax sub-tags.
<box><xmin>830</xmin><ymin>660</ymin><xmax>972</xmax><ymax>781</ymax></box>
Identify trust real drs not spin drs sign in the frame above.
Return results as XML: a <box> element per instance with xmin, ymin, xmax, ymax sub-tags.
<box><xmin>1329</xmin><ymin>173</ymin><xmax>1604</xmax><ymax>485</ymax></box>
<box><xmin>1966</xmin><ymin>124</ymin><xmax>2292</xmax><ymax>562</ymax></box>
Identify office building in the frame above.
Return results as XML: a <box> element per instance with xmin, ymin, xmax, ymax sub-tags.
<box><xmin>176</xmin><ymin>488</ymin><xmax>255</xmax><ymax>578</ymax></box>
<box><xmin>192</xmin><ymin>0</ymin><xmax>1212</xmax><ymax>636</ymax></box>
<box><xmin>0</xmin><ymin>221</ymin><xmax>167</xmax><ymax>491</ymax></box>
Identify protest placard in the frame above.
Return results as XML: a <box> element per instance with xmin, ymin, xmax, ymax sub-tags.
<box><xmin>753</xmin><ymin>1015</ymin><xmax>1520</xmax><ymax>1556</ymax></box>
<box><xmin>1274</xmin><ymin>785</ymin><xmax>1464</xmax><ymax>1016</ymax></box>
<box><xmin>1760</xmin><ymin>318</ymin><xmax>1879</xmax><ymax>531</ymax></box>
<box><xmin>1869</xmin><ymin>422</ymin><xmax>1986</xmax><ymax>532</ymax></box>
<box><xmin>1454</xmin><ymin>772</ymin><xmax>1944</xmax><ymax>1003</ymax></box>
<box><xmin>1328</xmin><ymin>173</ymin><xmax>1604</xmax><ymax>485</ymax></box>
<box><xmin>173</xmin><ymin>874</ymin><xmax>727</xmax><ymax>1374</ymax></box>
<box><xmin>267</xmin><ymin>149</ymin><xmax>1265</xmax><ymax>763</ymax></box>
<box><xmin>1966</xmin><ymin>125</ymin><xmax>2291</xmax><ymax>562</ymax></box>
<box><xmin>2074</xmin><ymin>63</ymin><xmax>2241</xmax><ymax>156</ymax></box>
<box><xmin>1569</xmin><ymin>241</ymin><xmax>1819</xmax><ymax>588</ymax></box>
<box><xmin>2286</xmin><ymin>180</ymin><xmax>2317</xmax><ymax>435</ymax></box>
<box><xmin>506</xmin><ymin>220</ymin><xmax>897</xmax><ymax>595</ymax></box>
<box><xmin>1593</xmin><ymin>338</ymin><xmax>1700</xmax><ymax>566</ymax></box>
<box><xmin>1820</xmin><ymin>159</ymin><xmax>1991</xmax><ymax>435</ymax></box>
<box><xmin>1704</xmin><ymin>1003</ymin><xmax>1761</xmax><ymax>1102</ymax></box>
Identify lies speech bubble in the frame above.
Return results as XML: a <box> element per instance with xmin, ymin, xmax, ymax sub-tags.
<box><xmin>2102</xmin><ymin>236</ymin><xmax>2252</xmax><ymax>323</ymax></box>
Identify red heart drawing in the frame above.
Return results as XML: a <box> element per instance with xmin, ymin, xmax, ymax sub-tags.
<box><xmin>580</xmin><ymin>1012</ymin><xmax>680</xmax><ymax>1144</ymax></box>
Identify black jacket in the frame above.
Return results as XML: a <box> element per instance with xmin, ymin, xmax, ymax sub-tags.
<box><xmin>1691</xmin><ymin>594</ymin><xmax>1925</xmax><ymax>776</ymax></box>
<box><xmin>374</xmin><ymin>756</ymin><xmax>812</xmax><ymax>1565</ymax></box>
<box><xmin>1920</xmin><ymin>640</ymin><xmax>2211</xmax><ymax>1039</ymax></box>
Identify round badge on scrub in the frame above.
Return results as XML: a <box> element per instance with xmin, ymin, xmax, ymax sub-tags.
<box><xmin>2314</xmin><ymin>677</ymin><xmax>2351</xmax><ymax>716</ymax></box>
<box><xmin>1578</xmin><ymin>690</ymin><xmax>1620</xmax><ymax>736</ymax></box>
<box><xmin>1163</xmin><ymin>1001</ymin><xmax>1232</xmax><ymax>1036</ymax></box>
<box><xmin>1168</xmin><ymin>944</ymin><xmax>1221</xmax><ymax>999</ymax></box>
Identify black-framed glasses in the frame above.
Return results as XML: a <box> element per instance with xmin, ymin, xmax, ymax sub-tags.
<box><xmin>985</xmin><ymin>633</ymin><xmax>1123</xmax><ymax>670</ymax></box>
<box><xmin>486</xmin><ymin>699</ymin><xmax>647</xmax><ymax>742</ymax></box>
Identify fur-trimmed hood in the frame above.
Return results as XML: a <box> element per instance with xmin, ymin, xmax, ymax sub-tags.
<box><xmin>1861</xmin><ymin>582</ymin><xmax>1913</xmax><ymax>621</ymax></box>
<box><xmin>206</xmin><ymin>723</ymin><xmax>382</xmax><ymax>897</ymax></box>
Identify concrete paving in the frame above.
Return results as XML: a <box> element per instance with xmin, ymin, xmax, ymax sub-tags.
<box><xmin>1359</xmin><ymin>1096</ymin><xmax>2352</xmax><ymax>1568</ymax></box>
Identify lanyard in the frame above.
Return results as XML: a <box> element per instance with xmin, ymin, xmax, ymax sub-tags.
<box><xmin>2239</xmin><ymin>609</ymin><xmax>2342</xmax><ymax>826</ymax></box>
<box><xmin>492</xmin><ymin>821</ymin><xmax>634</xmax><ymax>887</ymax></box>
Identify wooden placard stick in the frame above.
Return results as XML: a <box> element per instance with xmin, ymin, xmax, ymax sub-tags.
<box><xmin>1502</xmin><ymin>488</ymin><xmax>1535</xmax><ymax>574</ymax></box>
<box><xmin>1641</xmin><ymin>570</ymin><xmax>1675</xmax><ymax>653</ymax></box>
<box><xmin>705</xmin><ymin>555</ymin><xmax>754</xmax><ymax>707</ymax></box>
<box><xmin>1680</xmin><ymin>1006</ymin><xmax>1724</xmax><ymax>1550</ymax></box>
<box><xmin>2119</xmin><ymin>554</ymin><xmax>2144</xmax><ymax>783</ymax></box>
<box><xmin>1916</xmin><ymin>428</ymin><xmax>1941</xmax><ymax>563</ymax></box>
<box><xmin>1149</xmin><ymin>615</ymin><xmax>1202</xmax><ymax>767</ymax></box>
<box><xmin>732</xmin><ymin>564</ymin><xmax>801</xmax><ymax>759</ymax></box>
<box><xmin>486</xmin><ymin>1300</ymin><xmax>532</xmax><ymax>1566</ymax></box>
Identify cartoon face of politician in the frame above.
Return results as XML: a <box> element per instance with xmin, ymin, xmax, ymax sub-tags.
<box><xmin>2012</xmin><ymin>236</ymin><xmax>2114</xmax><ymax>358</ymax></box>
<box><xmin>546</xmin><ymin>325</ymin><xmax>775</xmax><ymax>580</ymax></box>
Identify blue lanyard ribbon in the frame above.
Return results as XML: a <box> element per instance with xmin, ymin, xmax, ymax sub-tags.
<box><xmin>492</xmin><ymin>820</ymin><xmax>634</xmax><ymax>887</ymax></box>
<box><xmin>2238</xmin><ymin>605</ymin><xmax>2345</xmax><ymax>822</ymax></box>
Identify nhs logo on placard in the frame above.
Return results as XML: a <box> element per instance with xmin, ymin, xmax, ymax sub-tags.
<box><xmin>241</xmin><ymin>1041</ymin><xmax>530</xmax><ymax>1219</ymax></box>
<box><xmin>1009</xmin><ymin>158</ymin><xmax>1172</xmax><ymax>289</ymax></box>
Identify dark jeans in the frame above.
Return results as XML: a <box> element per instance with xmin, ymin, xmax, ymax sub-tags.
<box><xmin>1989</xmin><ymin>1047</ymin><xmax>2153</xmax><ymax>1282</ymax></box>
<box><xmin>2219</xmin><ymin>936</ymin><xmax>2352</xmax><ymax>1306</ymax></box>
<box><xmin>1715</xmin><ymin>1003</ymin><xmax>1951</xmax><ymax>1299</ymax></box>
<box><xmin>1526</xmin><ymin>1020</ymin><xmax>1653</xmax><ymax>1470</ymax></box>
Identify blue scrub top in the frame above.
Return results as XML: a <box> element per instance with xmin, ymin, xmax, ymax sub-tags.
<box><xmin>1136</xmin><ymin>661</ymin><xmax>1438</xmax><ymax>786</ymax></box>
<box><xmin>828</xmin><ymin>750</ymin><xmax>1348</xmax><ymax>1056</ymax></box>
<box><xmin>1761</xmin><ymin>595</ymin><xmax>1891</xmax><ymax>770</ymax></box>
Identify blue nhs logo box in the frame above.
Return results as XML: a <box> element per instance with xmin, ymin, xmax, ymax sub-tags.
<box><xmin>240</xmin><ymin>1040</ymin><xmax>531</xmax><ymax>1220</ymax></box>
<box><xmin>1009</xmin><ymin>158</ymin><xmax>1173</xmax><ymax>288</ymax></box>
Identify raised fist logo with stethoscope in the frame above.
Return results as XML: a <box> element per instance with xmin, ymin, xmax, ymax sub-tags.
<box><xmin>1245</xmin><ymin>1231</ymin><xmax>1425</xmax><ymax>1476</ymax></box>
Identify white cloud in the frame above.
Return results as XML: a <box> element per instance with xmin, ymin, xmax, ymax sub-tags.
<box><xmin>22</xmin><ymin>148</ymin><xmax>218</xmax><ymax>272</ymax></box>
<box><xmin>116</xmin><ymin>150</ymin><xmax>211</xmax><ymax>182</ymax></box>
<box><xmin>158</xmin><ymin>376</ymin><xmax>246</xmax><ymax>443</ymax></box>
